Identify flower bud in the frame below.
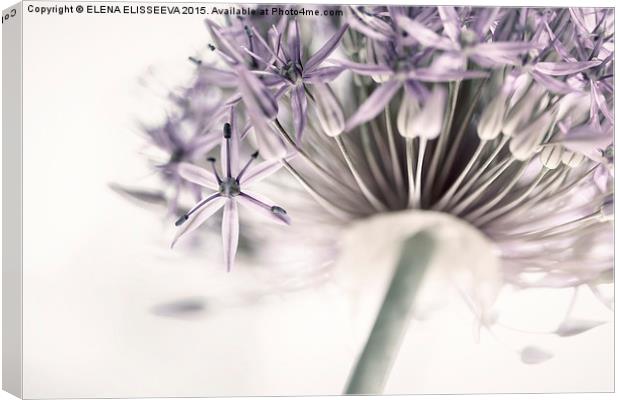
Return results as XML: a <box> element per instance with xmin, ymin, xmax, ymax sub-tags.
<box><xmin>397</xmin><ymin>92</ymin><xmax>421</xmax><ymax>139</ymax></box>
<box><xmin>477</xmin><ymin>93</ymin><xmax>507</xmax><ymax>140</ymax></box>
<box><xmin>503</xmin><ymin>84</ymin><xmax>545</xmax><ymax>137</ymax></box>
<box><xmin>509</xmin><ymin>112</ymin><xmax>553</xmax><ymax>161</ymax></box>
<box><xmin>561</xmin><ymin>150</ymin><xmax>585</xmax><ymax>168</ymax></box>
<box><xmin>313</xmin><ymin>83</ymin><xmax>345</xmax><ymax>137</ymax></box>
<box><xmin>540</xmin><ymin>144</ymin><xmax>563</xmax><ymax>169</ymax></box>
<box><xmin>399</xmin><ymin>85</ymin><xmax>447</xmax><ymax>140</ymax></box>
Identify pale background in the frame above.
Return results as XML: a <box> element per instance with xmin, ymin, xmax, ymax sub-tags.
<box><xmin>0</xmin><ymin>0</ymin><xmax>616</xmax><ymax>399</ymax></box>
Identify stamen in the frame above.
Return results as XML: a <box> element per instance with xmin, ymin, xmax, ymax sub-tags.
<box><xmin>236</xmin><ymin>151</ymin><xmax>259</xmax><ymax>182</ymax></box>
<box><xmin>188</xmin><ymin>56</ymin><xmax>202</xmax><ymax>66</ymax></box>
<box><xmin>335</xmin><ymin>135</ymin><xmax>387</xmax><ymax>212</ymax></box>
<box><xmin>207</xmin><ymin>157</ymin><xmax>222</xmax><ymax>184</ymax></box>
<box><xmin>223</xmin><ymin>123</ymin><xmax>232</xmax><ymax>179</ymax></box>
<box><xmin>175</xmin><ymin>193</ymin><xmax>222</xmax><ymax>225</ymax></box>
<box><xmin>271</xmin><ymin>205</ymin><xmax>287</xmax><ymax>215</ymax></box>
<box><xmin>175</xmin><ymin>214</ymin><xmax>189</xmax><ymax>226</ymax></box>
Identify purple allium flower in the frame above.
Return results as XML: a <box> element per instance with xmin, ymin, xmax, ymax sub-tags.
<box><xmin>126</xmin><ymin>6</ymin><xmax>614</xmax><ymax>374</ymax></box>
<box><xmin>172</xmin><ymin>108</ymin><xmax>289</xmax><ymax>271</ymax></box>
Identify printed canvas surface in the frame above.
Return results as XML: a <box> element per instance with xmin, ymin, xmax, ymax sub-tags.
<box><xmin>16</xmin><ymin>3</ymin><xmax>613</xmax><ymax>397</ymax></box>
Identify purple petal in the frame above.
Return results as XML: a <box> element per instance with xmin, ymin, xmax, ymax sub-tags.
<box><xmin>395</xmin><ymin>15</ymin><xmax>456</xmax><ymax>51</ymax></box>
<box><xmin>238</xmin><ymin>192</ymin><xmax>291</xmax><ymax>225</ymax></box>
<box><xmin>351</xmin><ymin>18</ymin><xmax>391</xmax><ymax>42</ymax></box>
<box><xmin>591</xmin><ymin>81</ymin><xmax>614</xmax><ymax>123</ymax></box>
<box><xmin>305</xmin><ymin>23</ymin><xmax>350</xmax><ymax>72</ymax></box>
<box><xmin>552</xmin><ymin>125</ymin><xmax>612</xmax><ymax>160</ymax></box>
<box><xmin>303</xmin><ymin>66</ymin><xmax>345</xmax><ymax>83</ymax></box>
<box><xmin>335</xmin><ymin>59</ymin><xmax>393</xmax><ymax>77</ymax></box>
<box><xmin>472</xmin><ymin>41</ymin><xmax>536</xmax><ymax>57</ymax></box>
<box><xmin>408</xmin><ymin>68</ymin><xmax>488</xmax><ymax>82</ymax></box>
<box><xmin>236</xmin><ymin>67</ymin><xmax>279</xmax><ymax>121</ymax></box>
<box><xmin>530</xmin><ymin>71</ymin><xmax>578</xmax><ymax>94</ymax></box>
<box><xmin>534</xmin><ymin>60</ymin><xmax>602</xmax><ymax>76</ymax></box>
<box><xmin>240</xmin><ymin>159</ymin><xmax>282</xmax><ymax>186</ymax></box>
<box><xmin>187</xmin><ymin>133</ymin><xmax>220</xmax><ymax>158</ymax></box>
<box><xmin>291</xmin><ymin>85</ymin><xmax>308</xmax><ymax>142</ymax></box>
<box><xmin>438</xmin><ymin>7</ymin><xmax>461</xmax><ymax>43</ymax></box>
<box><xmin>198</xmin><ymin>67</ymin><xmax>239</xmax><ymax>88</ymax></box>
<box><xmin>345</xmin><ymin>80</ymin><xmax>402</xmax><ymax>131</ymax></box>
<box><xmin>177</xmin><ymin>162</ymin><xmax>219</xmax><ymax>190</ymax></box>
<box><xmin>474</xmin><ymin>8</ymin><xmax>499</xmax><ymax>37</ymax></box>
<box><xmin>221</xmin><ymin>200</ymin><xmax>239</xmax><ymax>272</ymax></box>
<box><xmin>288</xmin><ymin>19</ymin><xmax>302</xmax><ymax>65</ymax></box>
<box><xmin>171</xmin><ymin>196</ymin><xmax>226</xmax><ymax>248</ymax></box>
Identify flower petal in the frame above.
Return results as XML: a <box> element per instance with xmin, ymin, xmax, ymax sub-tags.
<box><xmin>238</xmin><ymin>192</ymin><xmax>291</xmax><ymax>225</ymax></box>
<box><xmin>335</xmin><ymin>59</ymin><xmax>393</xmax><ymax>77</ymax></box>
<box><xmin>236</xmin><ymin>67</ymin><xmax>279</xmax><ymax>121</ymax></box>
<box><xmin>303</xmin><ymin>66</ymin><xmax>345</xmax><ymax>83</ymax></box>
<box><xmin>305</xmin><ymin>23</ymin><xmax>350</xmax><ymax>71</ymax></box>
<box><xmin>240</xmin><ymin>159</ymin><xmax>282</xmax><ymax>186</ymax></box>
<box><xmin>222</xmin><ymin>200</ymin><xmax>240</xmax><ymax>272</ymax></box>
<box><xmin>288</xmin><ymin>19</ymin><xmax>302</xmax><ymax>65</ymax></box>
<box><xmin>530</xmin><ymin>71</ymin><xmax>577</xmax><ymax>94</ymax></box>
<box><xmin>534</xmin><ymin>60</ymin><xmax>602</xmax><ymax>76</ymax></box>
<box><xmin>395</xmin><ymin>15</ymin><xmax>456</xmax><ymax>51</ymax></box>
<box><xmin>291</xmin><ymin>85</ymin><xmax>308</xmax><ymax>142</ymax></box>
<box><xmin>438</xmin><ymin>6</ymin><xmax>461</xmax><ymax>43</ymax></box>
<box><xmin>177</xmin><ymin>162</ymin><xmax>219</xmax><ymax>190</ymax></box>
<box><xmin>345</xmin><ymin>80</ymin><xmax>402</xmax><ymax>131</ymax></box>
<box><xmin>171</xmin><ymin>196</ymin><xmax>226</xmax><ymax>248</ymax></box>
<box><xmin>408</xmin><ymin>68</ymin><xmax>488</xmax><ymax>82</ymax></box>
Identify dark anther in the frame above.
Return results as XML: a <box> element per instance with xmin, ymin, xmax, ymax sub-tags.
<box><xmin>175</xmin><ymin>215</ymin><xmax>189</xmax><ymax>226</ymax></box>
<box><xmin>207</xmin><ymin>156</ymin><xmax>216</xmax><ymax>163</ymax></box>
<box><xmin>271</xmin><ymin>206</ymin><xmax>287</xmax><ymax>215</ymax></box>
<box><xmin>251</xmin><ymin>150</ymin><xmax>259</xmax><ymax>159</ymax></box>
<box><xmin>188</xmin><ymin>56</ymin><xmax>202</xmax><ymax>65</ymax></box>
<box><xmin>208</xmin><ymin>44</ymin><xmax>216</xmax><ymax>51</ymax></box>
<box><xmin>223</xmin><ymin>123</ymin><xmax>232</xmax><ymax>139</ymax></box>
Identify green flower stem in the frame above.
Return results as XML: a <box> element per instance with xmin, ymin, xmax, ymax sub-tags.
<box><xmin>345</xmin><ymin>230</ymin><xmax>436</xmax><ymax>395</ymax></box>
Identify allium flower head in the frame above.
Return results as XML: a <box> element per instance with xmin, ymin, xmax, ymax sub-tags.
<box><xmin>124</xmin><ymin>7</ymin><xmax>614</xmax><ymax>363</ymax></box>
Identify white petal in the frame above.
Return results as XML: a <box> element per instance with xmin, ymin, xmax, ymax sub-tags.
<box><xmin>177</xmin><ymin>163</ymin><xmax>219</xmax><ymax>190</ymax></box>
<box><xmin>222</xmin><ymin>200</ymin><xmax>240</xmax><ymax>272</ymax></box>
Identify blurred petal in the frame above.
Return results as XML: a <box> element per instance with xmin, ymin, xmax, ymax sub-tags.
<box><xmin>222</xmin><ymin>200</ymin><xmax>240</xmax><ymax>272</ymax></box>
<box><xmin>530</xmin><ymin>71</ymin><xmax>577</xmax><ymax>94</ymax></box>
<box><xmin>438</xmin><ymin>6</ymin><xmax>461</xmax><ymax>43</ymax></box>
<box><xmin>237</xmin><ymin>67</ymin><xmax>279</xmax><ymax>121</ymax></box>
<box><xmin>335</xmin><ymin>59</ymin><xmax>393</xmax><ymax>76</ymax></box>
<box><xmin>177</xmin><ymin>162</ymin><xmax>219</xmax><ymax>190</ymax></box>
<box><xmin>305</xmin><ymin>23</ymin><xmax>350</xmax><ymax>71</ymax></box>
<box><xmin>534</xmin><ymin>60</ymin><xmax>602</xmax><ymax>76</ymax></box>
<box><xmin>345</xmin><ymin>80</ymin><xmax>402</xmax><ymax>131</ymax></box>
<box><xmin>240</xmin><ymin>159</ymin><xmax>282</xmax><ymax>186</ymax></box>
<box><xmin>291</xmin><ymin>85</ymin><xmax>308</xmax><ymax>142</ymax></box>
<box><xmin>520</xmin><ymin>346</ymin><xmax>554</xmax><ymax>364</ymax></box>
<box><xmin>408</xmin><ymin>68</ymin><xmax>488</xmax><ymax>82</ymax></box>
<box><xmin>395</xmin><ymin>15</ymin><xmax>456</xmax><ymax>50</ymax></box>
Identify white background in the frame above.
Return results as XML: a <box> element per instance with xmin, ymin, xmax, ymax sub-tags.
<box><xmin>0</xmin><ymin>0</ymin><xmax>618</xmax><ymax>399</ymax></box>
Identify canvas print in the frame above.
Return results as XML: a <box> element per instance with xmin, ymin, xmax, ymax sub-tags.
<box><xmin>2</xmin><ymin>2</ymin><xmax>614</xmax><ymax>397</ymax></box>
